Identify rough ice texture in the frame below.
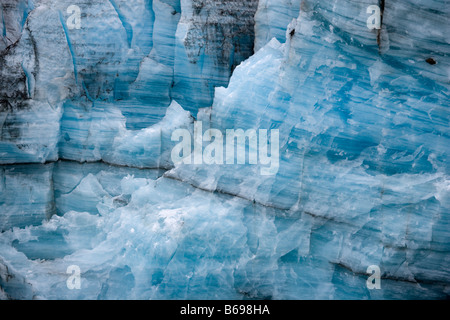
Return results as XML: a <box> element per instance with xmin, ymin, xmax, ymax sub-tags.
<box><xmin>254</xmin><ymin>0</ymin><xmax>301</xmax><ymax>51</ymax></box>
<box><xmin>168</xmin><ymin>0</ymin><xmax>450</xmax><ymax>297</ymax></box>
<box><xmin>0</xmin><ymin>0</ymin><xmax>449</xmax><ymax>300</ymax></box>
<box><xmin>171</xmin><ymin>0</ymin><xmax>259</xmax><ymax>113</ymax></box>
<box><xmin>0</xmin><ymin>0</ymin><xmax>257</xmax><ymax>162</ymax></box>
<box><xmin>0</xmin><ymin>0</ymin><xmax>35</xmax><ymax>53</ymax></box>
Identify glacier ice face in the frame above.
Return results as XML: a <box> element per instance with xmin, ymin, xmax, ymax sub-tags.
<box><xmin>0</xmin><ymin>164</ymin><xmax>448</xmax><ymax>299</ymax></box>
<box><xmin>0</xmin><ymin>0</ymin><xmax>257</xmax><ymax>162</ymax></box>
<box><xmin>254</xmin><ymin>0</ymin><xmax>301</xmax><ymax>51</ymax></box>
<box><xmin>171</xmin><ymin>0</ymin><xmax>259</xmax><ymax>113</ymax></box>
<box><xmin>0</xmin><ymin>0</ymin><xmax>35</xmax><ymax>53</ymax></box>
<box><xmin>58</xmin><ymin>99</ymin><xmax>192</xmax><ymax>167</ymax></box>
<box><xmin>0</xmin><ymin>0</ymin><xmax>449</xmax><ymax>300</ymax></box>
<box><xmin>0</xmin><ymin>164</ymin><xmax>55</xmax><ymax>232</ymax></box>
<box><xmin>0</xmin><ymin>101</ymin><xmax>62</xmax><ymax>164</ymax></box>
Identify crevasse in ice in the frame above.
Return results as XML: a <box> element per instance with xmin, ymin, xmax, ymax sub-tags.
<box><xmin>0</xmin><ymin>0</ymin><xmax>449</xmax><ymax>299</ymax></box>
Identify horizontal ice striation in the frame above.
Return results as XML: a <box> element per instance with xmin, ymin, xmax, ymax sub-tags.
<box><xmin>168</xmin><ymin>0</ymin><xmax>450</xmax><ymax>292</ymax></box>
<box><xmin>0</xmin><ymin>164</ymin><xmax>55</xmax><ymax>232</ymax></box>
<box><xmin>1</xmin><ymin>0</ymin><xmax>449</xmax><ymax>300</ymax></box>
<box><xmin>0</xmin><ymin>101</ymin><xmax>62</xmax><ymax>164</ymax></box>
<box><xmin>0</xmin><ymin>164</ymin><xmax>448</xmax><ymax>299</ymax></box>
<box><xmin>0</xmin><ymin>161</ymin><xmax>159</xmax><ymax>233</ymax></box>
<box><xmin>58</xmin><ymin>100</ymin><xmax>192</xmax><ymax>167</ymax></box>
<box><xmin>254</xmin><ymin>0</ymin><xmax>301</xmax><ymax>52</ymax></box>
<box><xmin>0</xmin><ymin>0</ymin><xmax>257</xmax><ymax>165</ymax></box>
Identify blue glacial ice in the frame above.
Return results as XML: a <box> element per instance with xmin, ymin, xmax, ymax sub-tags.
<box><xmin>0</xmin><ymin>0</ymin><xmax>449</xmax><ymax>300</ymax></box>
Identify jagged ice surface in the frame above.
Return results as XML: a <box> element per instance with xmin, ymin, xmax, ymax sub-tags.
<box><xmin>0</xmin><ymin>0</ymin><xmax>449</xmax><ymax>299</ymax></box>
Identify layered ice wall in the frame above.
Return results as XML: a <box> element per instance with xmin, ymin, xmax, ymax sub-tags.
<box><xmin>0</xmin><ymin>0</ymin><xmax>257</xmax><ymax>162</ymax></box>
<box><xmin>174</xmin><ymin>0</ymin><xmax>450</xmax><ymax>210</ymax></box>
<box><xmin>171</xmin><ymin>0</ymin><xmax>259</xmax><ymax>112</ymax></box>
<box><xmin>1</xmin><ymin>0</ymin><xmax>449</xmax><ymax>300</ymax></box>
<box><xmin>167</xmin><ymin>0</ymin><xmax>450</xmax><ymax>296</ymax></box>
<box><xmin>254</xmin><ymin>0</ymin><xmax>301</xmax><ymax>51</ymax></box>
